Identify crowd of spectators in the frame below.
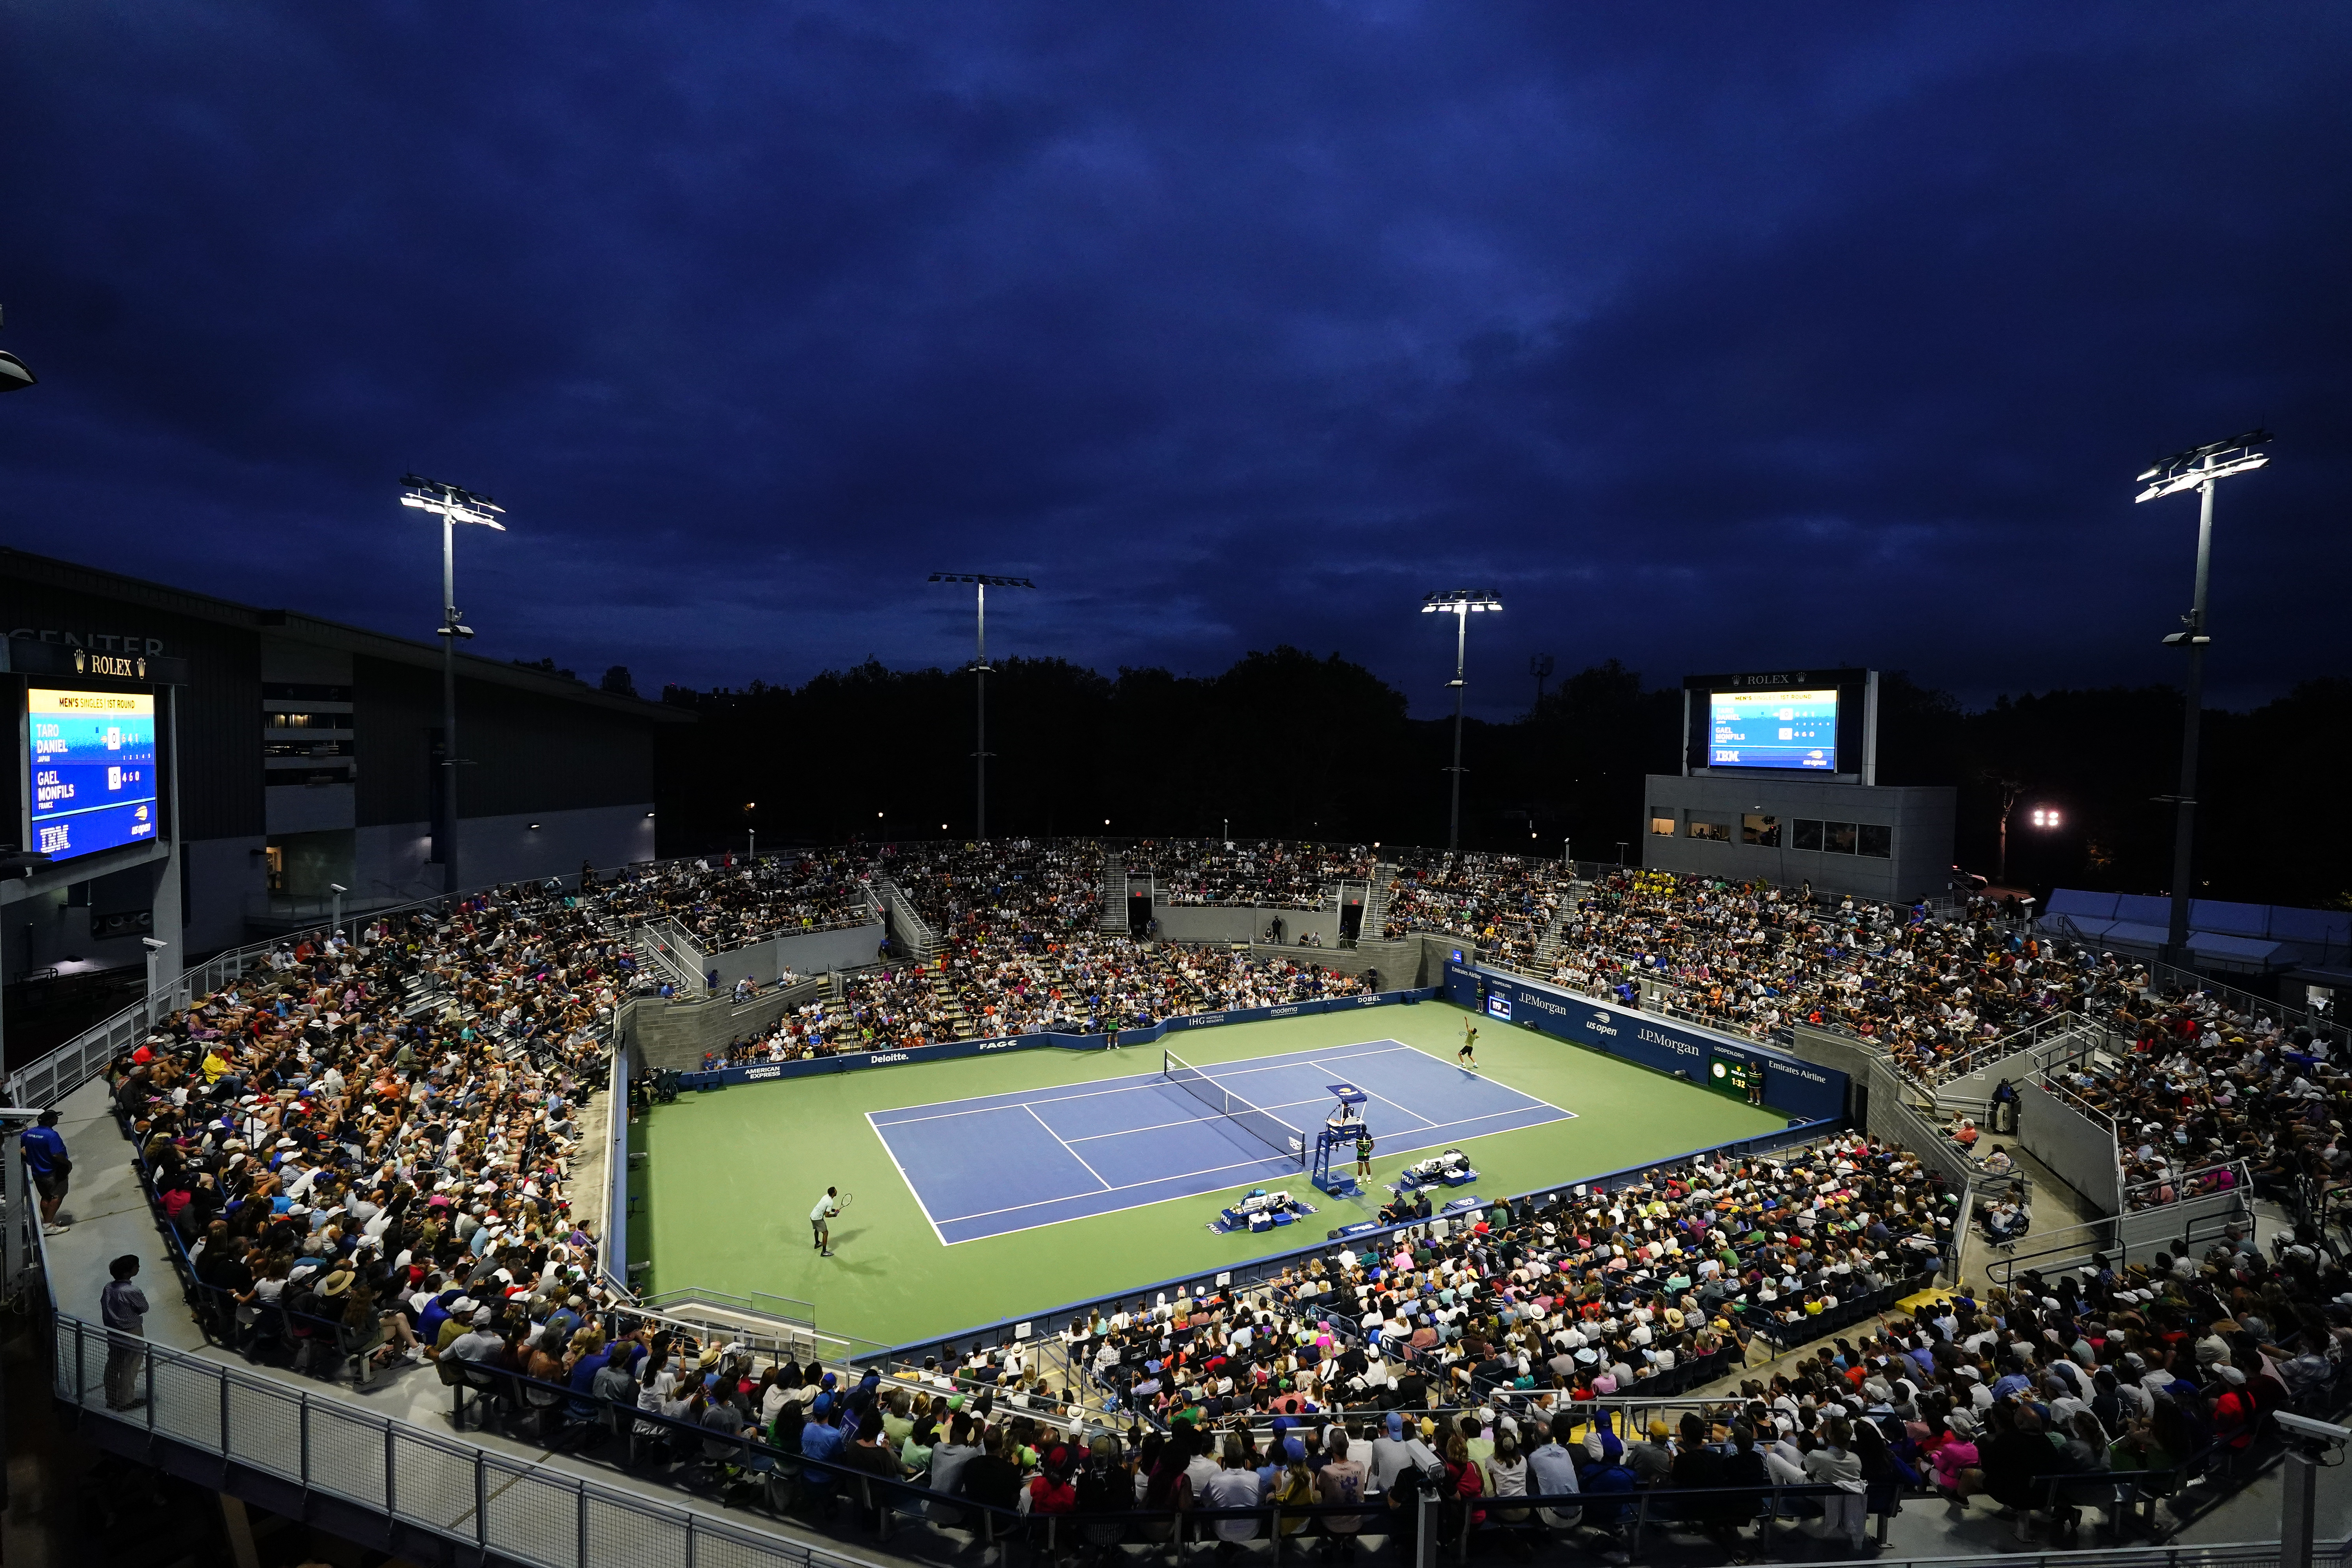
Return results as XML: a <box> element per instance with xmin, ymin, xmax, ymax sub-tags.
<box><xmin>1381</xmin><ymin>852</ymin><xmax>1572</xmax><ymax>970</ymax></box>
<box><xmin>1546</xmin><ymin>870</ymin><xmax>2092</xmax><ymax>1082</ymax></box>
<box><xmin>607</xmin><ymin>853</ymin><xmax>876</xmax><ymax>954</ymax></box>
<box><xmin>1065</xmin><ymin>1133</ymin><xmax>1952</xmax><ymax>1432</ymax></box>
<box><xmin>73</xmin><ymin>836</ymin><xmax>2352</xmax><ymax>1557</ymax></box>
<box><xmin>2037</xmin><ymin>985</ymin><xmax>2334</xmax><ymax>1211</ymax></box>
<box><xmin>1147</xmin><ymin>840</ymin><xmax>1376</xmax><ymax>909</ymax></box>
<box><xmin>103</xmin><ymin>880</ymin><xmax>625</xmax><ymax>1382</ymax></box>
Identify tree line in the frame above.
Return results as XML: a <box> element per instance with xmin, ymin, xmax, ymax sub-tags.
<box><xmin>653</xmin><ymin>652</ymin><xmax>2351</xmax><ymax>912</ymax></box>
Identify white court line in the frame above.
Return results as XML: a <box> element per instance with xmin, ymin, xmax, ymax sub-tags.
<box><xmin>1305</xmin><ymin>1057</ymin><xmax>1438</xmax><ymax>1133</ymax></box>
<box><xmin>1027</xmin><ymin>1104</ymin><xmax>1113</xmax><ymax>1191</ymax></box>
<box><xmin>934</xmin><ymin>1103</ymin><xmax>1570</xmax><ymax>1241</ymax></box>
<box><xmin>867</xmin><ymin>1040</ymin><xmax>1411</xmax><ymax>1127</ymax></box>
<box><xmin>935</xmin><ymin>1150</ymin><xmax>1294</xmax><ymax>1229</ymax></box>
<box><xmin>1062</xmin><ymin>1088</ymin><xmax>1336</xmax><ymax>1144</ymax></box>
<box><xmin>862</xmin><ymin>1110</ymin><xmax>949</xmax><ymax>1248</ymax></box>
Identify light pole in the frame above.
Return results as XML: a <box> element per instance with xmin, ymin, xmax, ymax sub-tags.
<box><xmin>140</xmin><ymin>936</ymin><xmax>169</xmax><ymax>1030</ymax></box>
<box><xmin>927</xmin><ymin>572</ymin><xmax>1034</xmax><ymax>840</ymax></box>
<box><xmin>401</xmin><ymin>475</ymin><xmax>506</xmax><ymax>896</ymax></box>
<box><xmin>1529</xmin><ymin>652</ymin><xmax>1554</xmax><ymax>711</ymax></box>
<box><xmin>1421</xmin><ymin>591</ymin><xmax>1503</xmax><ymax>852</ymax></box>
<box><xmin>2134</xmin><ymin>430</ymin><xmax>2270</xmax><ymax>965</ymax></box>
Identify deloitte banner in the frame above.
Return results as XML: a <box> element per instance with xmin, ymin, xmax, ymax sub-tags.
<box><xmin>1441</xmin><ymin>963</ymin><xmax>1845</xmax><ymax>1123</ymax></box>
<box><xmin>675</xmin><ymin>985</ymin><xmax>1441</xmax><ymax>1090</ymax></box>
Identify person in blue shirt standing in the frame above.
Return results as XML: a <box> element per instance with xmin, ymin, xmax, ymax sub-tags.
<box><xmin>22</xmin><ymin>1107</ymin><xmax>71</xmax><ymax>1234</ymax></box>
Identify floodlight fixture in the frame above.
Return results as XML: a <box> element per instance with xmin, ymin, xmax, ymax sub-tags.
<box><xmin>1423</xmin><ymin>590</ymin><xmax>1504</xmax><ymax>851</ymax></box>
<box><xmin>929</xmin><ymin>570</ymin><xmax>1036</xmax><ymax>839</ymax></box>
<box><xmin>0</xmin><ymin>304</ymin><xmax>33</xmax><ymax>392</ymax></box>
<box><xmin>2133</xmin><ymin>430</ymin><xmax>2270</xmax><ymax>965</ymax></box>
<box><xmin>2133</xmin><ymin>430</ymin><xmax>2270</xmax><ymax>501</ymax></box>
<box><xmin>404</xmin><ymin>473</ymin><xmax>509</xmax><ymax>895</ymax></box>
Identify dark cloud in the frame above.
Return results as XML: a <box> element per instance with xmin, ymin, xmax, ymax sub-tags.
<box><xmin>1</xmin><ymin>2</ymin><xmax>2343</xmax><ymax>715</ymax></box>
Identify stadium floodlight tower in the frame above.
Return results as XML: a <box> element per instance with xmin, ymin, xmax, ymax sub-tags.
<box><xmin>401</xmin><ymin>475</ymin><xmax>506</xmax><ymax>895</ymax></box>
<box><xmin>927</xmin><ymin>572</ymin><xmax>1034</xmax><ymax>840</ymax></box>
<box><xmin>1421</xmin><ymin>590</ymin><xmax>1503</xmax><ymax>852</ymax></box>
<box><xmin>2134</xmin><ymin>429</ymin><xmax>2270</xmax><ymax>967</ymax></box>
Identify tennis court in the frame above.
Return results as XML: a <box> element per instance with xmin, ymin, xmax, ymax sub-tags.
<box><xmin>867</xmin><ymin>1038</ymin><xmax>1572</xmax><ymax>1244</ymax></box>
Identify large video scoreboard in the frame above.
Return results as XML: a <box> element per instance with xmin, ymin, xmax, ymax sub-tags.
<box><xmin>26</xmin><ymin>687</ymin><xmax>159</xmax><ymax>861</ymax></box>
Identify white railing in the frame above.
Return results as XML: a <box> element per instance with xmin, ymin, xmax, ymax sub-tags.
<box><xmin>49</xmin><ymin>1313</ymin><xmax>882</xmax><ymax>1568</ymax></box>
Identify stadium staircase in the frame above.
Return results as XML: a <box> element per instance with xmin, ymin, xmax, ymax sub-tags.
<box><xmin>1097</xmin><ymin>861</ymin><xmax>1127</xmax><ymax>931</ymax></box>
<box><xmin>1362</xmin><ymin>862</ymin><xmax>1395</xmax><ymax>941</ymax></box>
<box><xmin>1530</xmin><ymin>882</ymin><xmax>1584</xmax><ymax>976</ymax></box>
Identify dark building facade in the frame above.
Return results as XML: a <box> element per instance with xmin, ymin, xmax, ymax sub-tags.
<box><xmin>1</xmin><ymin>548</ymin><xmax>687</xmax><ymax>992</ymax></box>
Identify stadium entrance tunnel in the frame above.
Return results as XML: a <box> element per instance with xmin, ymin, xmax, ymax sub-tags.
<box><xmin>1127</xmin><ymin>891</ymin><xmax>1152</xmax><ymax>933</ymax></box>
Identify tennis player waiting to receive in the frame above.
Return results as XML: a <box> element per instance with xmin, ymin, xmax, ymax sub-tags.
<box><xmin>810</xmin><ymin>1186</ymin><xmax>848</xmax><ymax>1256</ymax></box>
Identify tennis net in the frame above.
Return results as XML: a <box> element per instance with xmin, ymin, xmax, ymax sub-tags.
<box><xmin>1163</xmin><ymin>1048</ymin><xmax>1305</xmax><ymax>1168</ymax></box>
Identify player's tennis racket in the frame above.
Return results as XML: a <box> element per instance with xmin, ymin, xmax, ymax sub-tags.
<box><xmin>834</xmin><ymin>1191</ymin><xmax>855</xmax><ymax>1212</ymax></box>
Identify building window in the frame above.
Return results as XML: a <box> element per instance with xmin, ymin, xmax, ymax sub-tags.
<box><xmin>1687</xmin><ymin>820</ymin><xmax>1730</xmax><ymax>843</ymax></box>
<box><xmin>1823</xmin><ymin>820</ymin><xmax>1858</xmax><ymax>854</ymax></box>
<box><xmin>1650</xmin><ymin>816</ymin><xmax>1676</xmax><ymax>837</ymax></box>
<box><xmin>1741</xmin><ymin>813</ymin><xmax>1780</xmax><ymax>847</ymax></box>
<box><xmin>1858</xmin><ymin>823</ymin><xmax>1892</xmax><ymax>858</ymax></box>
<box><xmin>1793</xmin><ymin>819</ymin><xmax>1824</xmax><ymax>851</ymax></box>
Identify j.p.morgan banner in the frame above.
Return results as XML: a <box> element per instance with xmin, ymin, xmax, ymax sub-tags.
<box><xmin>1442</xmin><ymin>963</ymin><xmax>1844</xmax><ymax>1123</ymax></box>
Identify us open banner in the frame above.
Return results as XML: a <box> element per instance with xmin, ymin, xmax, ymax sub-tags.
<box><xmin>675</xmin><ymin>985</ymin><xmax>1443</xmax><ymax>1090</ymax></box>
<box><xmin>1442</xmin><ymin>962</ymin><xmax>1845</xmax><ymax>1123</ymax></box>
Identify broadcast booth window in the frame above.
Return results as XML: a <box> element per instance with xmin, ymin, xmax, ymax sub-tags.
<box><xmin>1793</xmin><ymin>819</ymin><xmax>1824</xmax><ymax>851</ymax></box>
<box><xmin>1649</xmin><ymin>815</ymin><xmax>1675</xmax><ymax>837</ymax></box>
<box><xmin>1823</xmin><ymin>821</ymin><xmax>1858</xmax><ymax>854</ymax></box>
<box><xmin>1686</xmin><ymin>820</ymin><xmax>1730</xmax><ymax>843</ymax></box>
<box><xmin>1857</xmin><ymin>823</ymin><xmax>1892</xmax><ymax>858</ymax></box>
<box><xmin>1741</xmin><ymin>813</ymin><xmax>1779</xmax><ymax>847</ymax></box>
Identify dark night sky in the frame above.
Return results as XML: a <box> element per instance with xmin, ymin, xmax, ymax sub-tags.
<box><xmin>2</xmin><ymin>4</ymin><xmax>2345</xmax><ymax>719</ymax></box>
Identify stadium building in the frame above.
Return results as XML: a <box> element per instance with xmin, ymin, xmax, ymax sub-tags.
<box><xmin>0</xmin><ymin>546</ymin><xmax>684</xmax><ymax>1017</ymax></box>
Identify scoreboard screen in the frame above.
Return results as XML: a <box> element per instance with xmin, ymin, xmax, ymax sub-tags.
<box><xmin>1708</xmin><ymin>688</ymin><xmax>1839</xmax><ymax>770</ymax></box>
<box><xmin>27</xmin><ymin>688</ymin><xmax>159</xmax><ymax>862</ymax></box>
<box><xmin>1708</xmin><ymin>1052</ymin><xmax>1765</xmax><ymax>1102</ymax></box>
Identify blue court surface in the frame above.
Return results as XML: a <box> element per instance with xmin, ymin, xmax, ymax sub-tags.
<box><xmin>866</xmin><ymin>1039</ymin><xmax>1573</xmax><ymax>1245</ymax></box>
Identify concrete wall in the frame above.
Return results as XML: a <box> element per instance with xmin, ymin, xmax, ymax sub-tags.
<box><xmin>1152</xmin><ymin>901</ymin><xmax>1341</xmax><ymax>946</ymax></box>
<box><xmin>2016</xmin><ymin>1079</ymin><xmax>2123</xmax><ymax>1216</ymax></box>
<box><xmin>181</xmin><ymin>834</ymin><xmax>268</xmax><ymax>954</ymax></box>
<box><xmin>1225</xmin><ymin>938</ymin><xmax>1421</xmax><ymax>989</ymax></box>
<box><xmin>628</xmin><ymin>976</ymin><xmax>831</xmax><ymax>1071</ymax></box>
<box><xmin>349</xmin><ymin>802</ymin><xmax>658</xmax><ymax>905</ymax></box>
<box><xmin>1786</xmin><ymin>1024</ymin><xmax>1973</xmax><ymax>1191</ymax></box>
<box><xmin>1640</xmin><ymin>775</ymin><xmax>1955</xmax><ymax>901</ymax></box>
<box><xmin>697</xmin><ymin>922</ymin><xmax>887</xmax><ymax>990</ymax></box>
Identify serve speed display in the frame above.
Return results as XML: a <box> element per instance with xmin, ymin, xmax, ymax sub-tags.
<box><xmin>27</xmin><ymin>688</ymin><xmax>159</xmax><ymax>861</ymax></box>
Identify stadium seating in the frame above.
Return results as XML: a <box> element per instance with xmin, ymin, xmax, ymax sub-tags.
<box><xmin>79</xmin><ymin>836</ymin><xmax>2352</xmax><ymax>1563</ymax></box>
